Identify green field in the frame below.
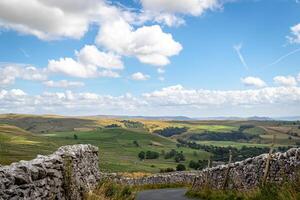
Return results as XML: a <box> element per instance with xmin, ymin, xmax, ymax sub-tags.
<box><xmin>1</xmin><ymin>114</ymin><xmax>300</xmax><ymax>173</ymax></box>
<box><xmin>0</xmin><ymin>125</ymin><xmax>210</xmax><ymax>172</ymax></box>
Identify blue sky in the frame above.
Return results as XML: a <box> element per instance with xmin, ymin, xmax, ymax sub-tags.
<box><xmin>0</xmin><ymin>0</ymin><xmax>300</xmax><ymax>117</ymax></box>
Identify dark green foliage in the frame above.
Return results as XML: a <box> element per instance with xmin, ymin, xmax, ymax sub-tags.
<box><xmin>164</xmin><ymin>149</ymin><xmax>177</xmax><ymax>159</ymax></box>
<box><xmin>189</xmin><ymin>131</ymin><xmax>256</xmax><ymax>141</ymax></box>
<box><xmin>177</xmin><ymin>139</ymin><xmax>270</xmax><ymax>162</ymax></box>
<box><xmin>105</xmin><ymin>124</ymin><xmax>121</xmax><ymax>128</ymax></box>
<box><xmin>176</xmin><ymin>164</ymin><xmax>186</xmax><ymax>171</ymax></box>
<box><xmin>154</xmin><ymin>127</ymin><xmax>188</xmax><ymax>137</ymax></box>
<box><xmin>138</xmin><ymin>151</ymin><xmax>145</xmax><ymax>160</ymax></box>
<box><xmin>189</xmin><ymin>160</ymin><xmax>208</xmax><ymax>170</ymax></box>
<box><xmin>239</xmin><ymin>125</ymin><xmax>255</xmax><ymax>132</ymax></box>
<box><xmin>159</xmin><ymin>168</ymin><xmax>175</xmax><ymax>173</ymax></box>
<box><xmin>164</xmin><ymin>149</ymin><xmax>185</xmax><ymax>162</ymax></box>
<box><xmin>145</xmin><ymin>151</ymin><xmax>159</xmax><ymax>159</ymax></box>
<box><xmin>73</xmin><ymin>134</ymin><xmax>78</xmax><ymax>140</ymax></box>
<box><xmin>174</xmin><ymin>151</ymin><xmax>185</xmax><ymax>163</ymax></box>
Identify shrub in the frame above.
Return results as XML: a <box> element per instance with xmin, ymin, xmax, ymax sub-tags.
<box><xmin>176</xmin><ymin>164</ymin><xmax>186</xmax><ymax>171</ymax></box>
<box><xmin>138</xmin><ymin>151</ymin><xmax>145</xmax><ymax>160</ymax></box>
<box><xmin>145</xmin><ymin>151</ymin><xmax>159</xmax><ymax>159</ymax></box>
<box><xmin>160</xmin><ymin>168</ymin><xmax>175</xmax><ymax>173</ymax></box>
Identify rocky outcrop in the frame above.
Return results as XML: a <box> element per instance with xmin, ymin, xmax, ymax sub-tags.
<box><xmin>0</xmin><ymin>144</ymin><xmax>100</xmax><ymax>200</ymax></box>
<box><xmin>112</xmin><ymin>147</ymin><xmax>300</xmax><ymax>190</ymax></box>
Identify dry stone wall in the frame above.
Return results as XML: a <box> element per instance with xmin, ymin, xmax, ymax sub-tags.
<box><xmin>0</xmin><ymin>145</ymin><xmax>299</xmax><ymax>200</ymax></box>
<box><xmin>112</xmin><ymin>147</ymin><xmax>300</xmax><ymax>190</ymax></box>
<box><xmin>0</xmin><ymin>144</ymin><xmax>100</xmax><ymax>200</ymax></box>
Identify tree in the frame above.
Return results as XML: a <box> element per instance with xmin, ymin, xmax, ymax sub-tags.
<box><xmin>74</xmin><ymin>134</ymin><xmax>78</xmax><ymax>140</ymax></box>
<box><xmin>174</xmin><ymin>152</ymin><xmax>185</xmax><ymax>163</ymax></box>
<box><xmin>138</xmin><ymin>151</ymin><xmax>145</xmax><ymax>160</ymax></box>
<box><xmin>176</xmin><ymin>164</ymin><xmax>186</xmax><ymax>171</ymax></box>
<box><xmin>145</xmin><ymin>151</ymin><xmax>159</xmax><ymax>159</ymax></box>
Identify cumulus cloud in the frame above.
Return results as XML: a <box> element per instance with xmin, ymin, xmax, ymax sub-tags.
<box><xmin>140</xmin><ymin>0</ymin><xmax>219</xmax><ymax>16</ymax></box>
<box><xmin>0</xmin><ymin>89</ymin><xmax>144</xmax><ymax>115</ymax></box>
<box><xmin>0</xmin><ymin>0</ymin><xmax>185</xmax><ymax>67</ymax></box>
<box><xmin>241</xmin><ymin>76</ymin><xmax>266</xmax><ymax>88</ymax></box>
<box><xmin>0</xmin><ymin>65</ymin><xmax>47</xmax><ymax>86</ymax></box>
<box><xmin>0</xmin><ymin>0</ymin><xmax>106</xmax><ymax>40</ymax></box>
<box><xmin>143</xmin><ymin>85</ymin><xmax>300</xmax><ymax>106</ymax></box>
<box><xmin>2</xmin><ymin>85</ymin><xmax>300</xmax><ymax>116</ymax></box>
<box><xmin>43</xmin><ymin>80</ymin><xmax>85</xmax><ymax>88</ymax></box>
<box><xmin>48</xmin><ymin>45</ymin><xmax>122</xmax><ymax>78</ymax></box>
<box><xmin>131</xmin><ymin>72</ymin><xmax>150</xmax><ymax>81</ymax></box>
<box><xmin>139</xmin><ymin>0</ymin><xmax>220</xmax><ymax>26</ymax></box>
<box><xmin>287</xmin><ymin>23</ymin><xmax>300</xmax><ymax>44</ymax></box>
<box><xmin>273</xmin><ymin>75</ymin><xmax>297</xmax><ymax>87</ymax></box>
<box><xmin>96</xmin><ymin>20</ymin><xmax>182</xmax><ymax>66</ymax></box>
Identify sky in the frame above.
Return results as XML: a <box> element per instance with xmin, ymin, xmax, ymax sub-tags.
<box><xmin>0</xmin><ymin>0</ymin><xmax>300</xmax><ymax>117</ymax></box>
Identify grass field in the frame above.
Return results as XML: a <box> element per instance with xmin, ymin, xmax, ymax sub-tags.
<box><xmin>1</xmin><ymin>114</ymin><xmax>299</xmax><ymax>173</ymax></box>
<box><xmin>43</xmin><ymin>128</ymin><xmax>211</xmax><ymax>172</ymax></box>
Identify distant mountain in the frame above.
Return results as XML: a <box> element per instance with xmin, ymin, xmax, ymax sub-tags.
<box><xmin>196</xmin><ymin>116</ymin><xmax>274</xmax><ymax>121</ymax></box>
<box><xmin>247</xmin><ymin>116</ymin><xmax>273</xmax><ymax>121</ymax></box>
<box><xmin>274</xmin><ymin>116</ymin><xmax>300</xmax><ymax>121</ymax></box>
<box><xmin>90</xmin><ymin>115</ymin><xmax>193</xmax><ymax>121</ymax></box>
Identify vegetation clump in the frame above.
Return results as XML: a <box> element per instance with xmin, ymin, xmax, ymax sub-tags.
<box><xmin>153</xmin><ymin>127</ymin><xmax>188</xmax><ymax>137</ymax></box>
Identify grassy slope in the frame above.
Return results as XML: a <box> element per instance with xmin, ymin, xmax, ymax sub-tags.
<box><xmin>1</xmin><ymin>114</ymin><xmax>299</xmax><ymax>172</ymax></box>
<box><xmin>44</xmin><ymin>128</ymin><xmax>210</xmax><ymax>172</ymax></box>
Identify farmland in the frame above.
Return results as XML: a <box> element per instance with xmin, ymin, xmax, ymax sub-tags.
<box><xmin>0</xmin><ymin>114</ymin><xmax>300</xmax><ymax>173</ymax></box>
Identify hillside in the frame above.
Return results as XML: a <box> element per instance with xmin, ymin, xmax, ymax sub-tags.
<box><xmin>0</xmin><ymin>114</ymin><xmax>299</xmax><ymax>173</ymax></box>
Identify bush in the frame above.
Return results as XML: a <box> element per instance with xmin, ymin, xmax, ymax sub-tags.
<box><xmin>160</xmin><ymin>168</ymin><xmax>175</xmax><ymax>173</ymax></box>
<box><xmin>189</xmin><ymin>160</ymin><xmax>208</xmax><ymax>170</ymax></box>
<box><xmin>176</xmin><ymin>164</ymin><xmax>186</xmax><ymax>171</ymax></box>
<box><xmin>145</xmin><ymin>151</ymin><xmax>159</xmax><ymax>159</ymax></box>
<box><xmin>138</xmin><ymin>151</ymin><xmax>145</xmax><ymax>160</ymax></box>
<box><xmin>154</xmin><ymin>127</ymin><xmax>188</xmax><ymax>137</ymax></box>
<box><xmin>174</xmin><ymin>152</ymin><xmax>185</xmax><ymax>163</ymax></box>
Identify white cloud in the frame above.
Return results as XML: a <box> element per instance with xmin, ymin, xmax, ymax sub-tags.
<box><xmin>48</xmin><ymin>45</ymin><xmax>122</xmax><ymax>78</ymax></box>
<box><xmin>287</xmin><ymin>23</ymin><xmax>300</xmax><ymax>44</ymax></box>
<box><xmin>76</xmin><ymin>45</ymin><xmax>123</xmax><ymax>70</ymax></box>
<box><xmin>0</xmin><ymin>0</ymin><xmax>105</xmax><ymax>40</ymax></box>
<box><xmin>143</xmin><ymin>85</ymin><xmax>300</xmax><ymax>106</ymax></box>
<box><xmin>241</xmin><ymin>76</ymin><xmax>266</xmax><ymax>88</ymax></box>
<box><xmin>96</xmin><ymin>20</ymin><xmax>182</xmax><ymax>66</ymax></box>
<box><xmin>0</xmin><ymin>89</ymin><xmax>145</xmax><ymax>115</ymax></box>
<box><xmin>273</xmin><ymin>75</ymin><xmax>297</xmax><ymax>87</ymax></box>
<box><xmin>43</xmin><ymin>80</ymin><xmax>85</xmax><ymax>88</ymax></box>
<box><xmin>131</xmin><ymin>72</ymin><xmax>150</xmax><ymax>81</ymax></box>
<box><xmin>140</xmin><ymin>0</ymin><xmax>219</xmax><ymax>16</ymax></box>
<box><xmin>297</xmin><ymin>73</ymin><xmax>300</xmax><ymax>82</ymax></box>
<box><xmin>2</xmin><ymin>85</ymin><xmax>300</xmax><ymax>116</ymax></box>
<box><xmin>0</xmin><ymin>65</ymin><xmax>47</xmax><ymax>86</ymax></box>
<box><xmin>138</xmin><ymin>0</ymin><xmax>220</xmax><ymax>27</ymax></box>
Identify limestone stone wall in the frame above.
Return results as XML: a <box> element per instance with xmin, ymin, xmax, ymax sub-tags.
<box><xmin>1</xmin><ymin>145</ymin><xmax>299</xmax><ymax>200</ymax></box>
<box><xmin>0</xmin><ymin>144</ymin><xmax>100</xmax><ymax>200</ymax></box>
<box><xmin>112</xmin><ymin>147</ymin><xmax>300</xmax><ymax>190</ymax></box>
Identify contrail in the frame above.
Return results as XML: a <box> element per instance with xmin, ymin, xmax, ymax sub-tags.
<box><xmin>268</xmin><ymin>48</ymin><xmax>300</xmax><ymax>67</ymax></box>
<box><xmin>233</xmin><ymin>43</ymin><xmax>249</xmax><ymax>70</ymax></box>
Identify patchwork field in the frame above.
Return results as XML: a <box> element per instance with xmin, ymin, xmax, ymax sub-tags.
<box><xmin>0</xmin><ymin>114</ymin><xmax>299</xmax><ymax>173</ymax></box>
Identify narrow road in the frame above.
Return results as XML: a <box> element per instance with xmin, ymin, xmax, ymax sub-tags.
<box><xmin>136</xmin><ymin>188</ymin><xmax>195</xmax><ymax>200</ymax></box>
